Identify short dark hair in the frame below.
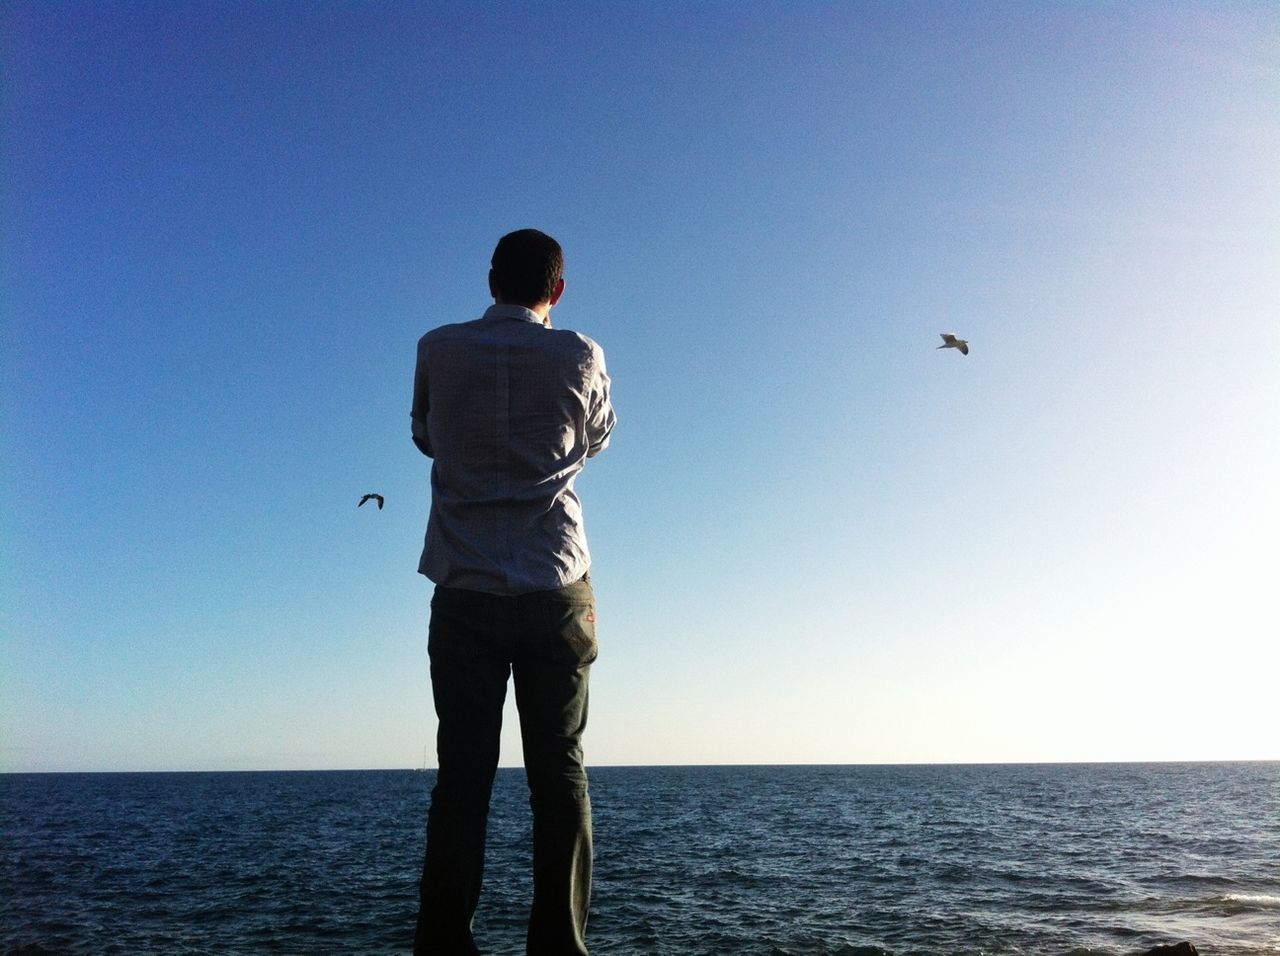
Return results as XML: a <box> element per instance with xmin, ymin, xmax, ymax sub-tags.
<box><xmin>490</xmin><ymin>229</ymin><xmax>564</xmax><ymax>306</ymax></box>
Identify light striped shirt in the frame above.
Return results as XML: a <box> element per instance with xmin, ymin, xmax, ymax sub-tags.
<box><xmin>411</xmin><ymin>304</ymin><xmax>616</xmax><ymax>594</ymax></box>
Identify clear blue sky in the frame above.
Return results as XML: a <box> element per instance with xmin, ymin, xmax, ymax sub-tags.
<box><xmin>4</xmin><ymin>1</ymin><xmax>1276</xmax><ymax>771</ymax></box>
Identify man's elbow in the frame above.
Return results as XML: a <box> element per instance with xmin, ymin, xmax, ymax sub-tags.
<box><xmin>586</xmin><ymin>430</ymin><xmax>613</xmax><ymax>459</ymax></box>
<box><xmin>412</xmin><ymin>420</ymin><xmax>433</xmax><ymax>457</ymax></box>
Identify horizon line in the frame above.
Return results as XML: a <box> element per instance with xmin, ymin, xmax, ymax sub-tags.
<box><xmin>4</xmin><ymin>757</ymin><xmax>1277</xmax><ymax>775</ymax></box>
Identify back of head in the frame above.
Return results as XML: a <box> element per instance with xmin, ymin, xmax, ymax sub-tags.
<box><xmin>490</xmin><ymin>229</ymin><xmax>564</xmax><ymax>307</ymax></box>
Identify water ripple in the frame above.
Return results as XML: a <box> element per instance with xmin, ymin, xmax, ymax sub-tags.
<box><xmin>2</xmin><ymin>763</ymin><xmax>1277</xmax><ymax>954</ymax></box>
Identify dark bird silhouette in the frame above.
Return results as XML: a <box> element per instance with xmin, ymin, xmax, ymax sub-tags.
<box><xmin>937</xmin><ymin>332</ymin><xmax>969</xmax><ymax>355</ymax></box>
<box><xmin>359</xmin><ymin>494</ymin><xmax>384</xmax><ymax>510</ymax></box>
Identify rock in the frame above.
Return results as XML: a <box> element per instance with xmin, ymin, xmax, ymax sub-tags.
<box><xmin>1140</xmin><ymin>944</ymin><xmax>1199</xmax><ymax>956</ymax></box>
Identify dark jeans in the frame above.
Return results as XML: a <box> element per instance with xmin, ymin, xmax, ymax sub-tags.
<box><xmin>414</xmin><ymin>575</ymin><xmax>596</xmax><ymax>956</ymax></box>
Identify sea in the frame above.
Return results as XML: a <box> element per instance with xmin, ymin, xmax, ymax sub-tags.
<box><xmin>2</xmin><ymin>763</ymin><xmax>1277</xmax><ymax>955</ymax></box>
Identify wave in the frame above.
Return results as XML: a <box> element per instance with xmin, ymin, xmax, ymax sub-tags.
<box><xmin>1221</xmin><ymin>893</ymin><xmax>1280</xmax><ymax>909</ymax></box>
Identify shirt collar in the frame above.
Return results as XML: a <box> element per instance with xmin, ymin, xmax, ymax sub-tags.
<box><xmin>482</xmin><ymin>304</ymin><xmax>544</xmax><ymax>325</ymax></box>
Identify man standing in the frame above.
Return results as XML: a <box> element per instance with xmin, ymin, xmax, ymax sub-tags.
<box><xmin>411</xmin><ymin>229</ymin><xmax>616</xmax><ymax>956</ymax></box>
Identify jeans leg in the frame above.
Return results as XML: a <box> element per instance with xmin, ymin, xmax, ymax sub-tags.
<box><xmin>514</xmin><ymin>579</ymin><xmax>597</xmax><ymax>956</ymax></box>
<box><xmin>415</xmin><ymin>588</ymin><xmax>512</xmax><ymax>956</ymax></box>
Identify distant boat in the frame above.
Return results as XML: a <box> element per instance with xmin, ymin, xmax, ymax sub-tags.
<box><xmin>414</xmin><ymin>746</ymin><xmax>428</xmax><ymax>772</ymax></box>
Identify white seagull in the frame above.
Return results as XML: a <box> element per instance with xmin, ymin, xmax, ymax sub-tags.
<box><xmin>937</xmin><ymin>333</ymin><xmax>969</xmax><ymax>356</ymax></box>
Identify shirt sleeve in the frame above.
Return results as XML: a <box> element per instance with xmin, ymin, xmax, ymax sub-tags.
<box><xmin>411</xmin><ymin>336</ymin><xmax>433</xmax><ymax>458</ymax></box>
<box><xmin>585</xmin><ymin>345</ymin><xmax>616</xmax><ymax>459</ymax></box>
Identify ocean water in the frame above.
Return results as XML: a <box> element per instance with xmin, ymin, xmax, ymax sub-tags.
<box><xmin>2</xmin><ymin>763</ymin><xmax>1277</xmax><ymax>955</ymax></box>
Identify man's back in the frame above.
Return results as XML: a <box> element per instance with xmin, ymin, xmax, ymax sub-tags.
<box><xmin>413</xmin><ymin>304</ymin><xmax>615</xmax><ymax>595</ymax></box>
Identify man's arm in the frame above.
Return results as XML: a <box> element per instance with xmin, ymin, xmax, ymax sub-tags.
<box><xmin>411</xmin><ymin>336</ymin><xmax>433</xmax><ymax>458</ymax></box>
<box><xmin>585</xmin><ymin>345</ymin><xmax>616</xmax><ymax>458</ymax></box>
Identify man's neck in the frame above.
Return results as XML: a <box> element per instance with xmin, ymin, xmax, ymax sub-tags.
<box><xmin>494</xmin><ymin>298</ymin><xmax>552</xmax><ymax>323</ymax></box>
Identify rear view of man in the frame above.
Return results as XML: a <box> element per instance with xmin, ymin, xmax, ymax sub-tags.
<box><xmin>411</xmin><ymin>229</ymin><xmax>616</xmax><ymax>955</ymax></box>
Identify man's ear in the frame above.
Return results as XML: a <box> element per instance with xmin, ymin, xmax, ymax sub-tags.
<box><xmin>488</xmin><ymin>269</ymin><xmax>501</xmax><ymax>301</ymax></box>
<box><xmin>549</xmin><ymin>277</ymin><xmax>565</xmax><ymax>306</ymax></box>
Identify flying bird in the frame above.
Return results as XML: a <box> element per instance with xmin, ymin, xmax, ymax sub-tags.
<box><xmin>358</xmin><ymin>494</ymin><xmax>384</xmax><ymax>510</ymax></box>
<box><xmin>937</xmin><ymin>333</ymin><xmax>969</xmax><ymax>355</ymax></box>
